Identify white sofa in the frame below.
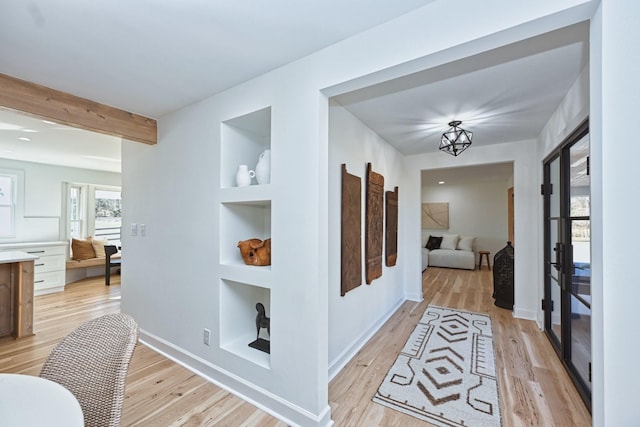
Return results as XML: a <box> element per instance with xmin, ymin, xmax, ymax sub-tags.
<box><xmin>422</xmin><ymin>234</ymin><xmax>476</xmax><ymax>271</ymax></box>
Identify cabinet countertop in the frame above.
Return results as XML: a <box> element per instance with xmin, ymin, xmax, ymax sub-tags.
<box><xmin>0</xmin><ymin>241</ymin><xmax>68</xmax><ymax>249</ymax></box>
<box><xmin>0</xmin><ymin>251</ymin><xmax>39</xmax><ymax>264</ymax></box>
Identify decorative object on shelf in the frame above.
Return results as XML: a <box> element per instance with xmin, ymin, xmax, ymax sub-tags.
<box><xmin>385</xmin><ymin>186</ymin><xmax>399</xmax><ymax>267</ymax></box>
<box><xmin>235</xmin><ymin>164</ymin><xmax>255</xmax><ymax>187</ymax></box>
<box><xmin>365</xmin><ymin>162</ymin><xmax>384</xmax><ymax>285</ymax></box>
<box><xmin>341</xmin><ymin>164</ymin><xmax>362</xmax><ymax>296</ymax></box>
<box><xmin>439</xmin><ymin>120</ymin><xmax>473</xmax><ymax>156</ymax></box>
<box><xmin>255</xmin><ymin>149</ymin><xmax>271</xmax><ymax>184</ymax></box>
<box><xmin>237</xmin><ymin>238</ymin><xmax>271</xmax><ymax>266</ymax></box>
<box><xmin>421</xmin><ymin>202</ymin><xmax>449</xmax><ymax>229</ymax></box>
<box><xmin>493</xmin><ymin>241</ymin><xmax>514</xmax><ymax>310</ymax></box>
<box><xmin>248</xmin><ymin>302</ymin><xmax>270</xmax><ymax>354</ymax></box>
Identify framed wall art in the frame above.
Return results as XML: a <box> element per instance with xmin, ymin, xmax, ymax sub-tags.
<box><xmin>421</xmin><ymin>202</ymin><xmax>449</xmax><ymax>230</ymax></box>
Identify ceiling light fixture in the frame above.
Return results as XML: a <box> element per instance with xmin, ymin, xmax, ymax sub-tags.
<box><xmin>18</xmin><ymin>137</ymin><xmax>31</xmax><ymax>142</ymax></box>
<box><xmin>439</xmin><ymin>120</ymin><xmax>472</xmax><ymax>157</ymax></box>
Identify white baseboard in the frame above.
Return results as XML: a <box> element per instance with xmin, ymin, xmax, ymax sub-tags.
<box><xmin>404</xmin><ymin>291</ymin><xmax>423</xmax><ymax>302</ymax></box>
<box><xmin>328</xmin><ymin>297</ymin><xmax>404</xmax><ymax>381</ymax></box>
<box><xmin>139</xmin><ymin>331</ymin><xmax>334</xmax><ymax>427</ymax></box>
<box><xmin>513</xmin><ymin>306</ymin><xmax>538</xmax><ymax>321</ymax></box>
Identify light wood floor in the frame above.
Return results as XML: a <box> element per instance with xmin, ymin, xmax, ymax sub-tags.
<box><xmin>329</xmin><ymin>267</ymin><xmax>592</xmax><ymax>426</ymax></box>
<box><xmin>0</xmin><ymin>269</ymin><xmax>591</xmax><ymax>426</ymax></box>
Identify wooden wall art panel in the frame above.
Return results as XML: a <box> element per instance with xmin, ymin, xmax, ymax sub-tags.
<box><xmin>365</xmin><ymin>163</ymin><xmax>384</xmax><ymax>284</ymax></box>
<box><xmin>385</xmin><ymin>186</ymin><xmax>399</xmax><ymax>267</ymax></box>
<box><xmin>341</xmin><ymin>164</ymin><xmax>362</xmax><ymax>296</ymax></box>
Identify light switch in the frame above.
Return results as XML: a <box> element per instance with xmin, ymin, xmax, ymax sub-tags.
<box><xmin>131</xmin><ymin>223</ymin><xmax>138</xmax><ymax>236</ymax></box>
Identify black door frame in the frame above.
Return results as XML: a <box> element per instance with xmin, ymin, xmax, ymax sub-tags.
<box><xmin>542</xmin><ymin>118</ymin><xmax>591</xmax><ymax>410</ymax></box>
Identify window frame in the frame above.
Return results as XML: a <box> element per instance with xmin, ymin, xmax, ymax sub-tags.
<box><xmin>64</xmin><ymin>182</ymin><xmax>122</xmax><ymax>245</ymax></box>
<box><xmin>0</xmin><ymin>170</ymin><xmax>19</xmax><ymax>239</ymax></box>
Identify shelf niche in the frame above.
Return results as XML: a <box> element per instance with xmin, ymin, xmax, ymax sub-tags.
<box><xmin>220</xmin><ymin>279</ymin><xmax>271</xmax><ymax>368</ymax></box>
<box><xmin>220</xmin><ymin>106</ymin><xmax>271</xmax><ymax>189</ymax></box>
<box><xmin>219</xmin><ymin>200</ymin><xmax>271</xmax><ymax>268</ymax></box>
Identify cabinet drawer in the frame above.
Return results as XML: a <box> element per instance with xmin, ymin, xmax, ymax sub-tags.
<box><xmin>24</xmin><ymin>245</ymin><xmax>67</xmax><ymax>257</ymax></box>
<box><xmin>33</xmin><ymin>254</ymin><xmax>66</xmax><ymax>274</ymax></box>
<box><xmin>34</xmin><ymin>270</ymin><xmax>65</xmax><ymax>292</ymax></box>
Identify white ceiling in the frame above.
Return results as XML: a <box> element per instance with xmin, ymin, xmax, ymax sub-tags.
<box><xmin>0</xmin><ymin>107</ymin><xmax>122</xmax><ymax>172</ymax></box>
<box><xmin>0</xmin><ymin>2</ymin><xmax>589</xmax><ymax>177</ymax></box>
<box><xmin>334</xmin><ymin>23</ymin><xmax>589</xmax><ymax>155</ymax></box>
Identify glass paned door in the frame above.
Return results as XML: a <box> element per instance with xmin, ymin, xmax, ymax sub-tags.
<box><xmin>568</xmin><ymin>135</ymin><xmax>591</xmax><ymax>392</ymax></box>
<box><xmin>543</xmin><ymin>121</ymin><xmax>591</xmax><ymax>409</ymax></box>
<box><xmin>546</xmin><ymin>156</ymin><xmax>563</xmax><ymax>346</ymax></box>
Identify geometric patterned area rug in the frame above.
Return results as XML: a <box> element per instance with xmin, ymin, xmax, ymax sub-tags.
<box><xmin>373</xmin><ymin>305</ymin><xmax>501</xmax><ymax>427</ymax></box>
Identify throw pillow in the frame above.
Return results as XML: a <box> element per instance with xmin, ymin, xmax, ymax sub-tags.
<box><xmin>91</xmin><ymin>237</ymin><xmax>108</xmax><ymax>258</ymax></box>
<box><xmin>71</xmin><ymin>238</ymin><xmax>96</xmax><ymax>260</ymax></box>
<box><xmin>440</xmin><ymin>234</ymin><xmax>460</xmax><ymax>251</ymax></box>
<box><xmin>457</xmin><ymin>235</ymin><xmax>476</xmax><ymax>252</ymax></box>
<box><xmin>425</xmin><ymin>235</ymin><xmax>443</xmax><ymax>250</ymax></box>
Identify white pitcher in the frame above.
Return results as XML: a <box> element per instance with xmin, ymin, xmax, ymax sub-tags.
<box><xmin>255</xmin><ymin>149</ymin><xmax>271</xmax><ymax>184</ymax></box>
<box><xmin>235</xmin><ymin>164</ymin><xmax>255</xmax><ymax>187</ymax></box>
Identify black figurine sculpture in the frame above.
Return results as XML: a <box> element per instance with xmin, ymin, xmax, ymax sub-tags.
<box><xmin>255</xmin><ymin>302</ymin><xmax>270</xmax><ymax>339</ymax></box>
<box><xmin>248</xmin><ymin>302</ymin><xmax>270</xmax><ymax>354</ymax></box>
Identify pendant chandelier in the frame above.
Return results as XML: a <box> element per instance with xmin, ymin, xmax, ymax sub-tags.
<box><xmin>439</xmin><ymin>120</ymin><xmax>472</xmax><ymax>156</ymax></box>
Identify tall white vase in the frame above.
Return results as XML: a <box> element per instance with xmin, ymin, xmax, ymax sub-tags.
<box><xmin>235</xmin><ymin>165</ymin><xmax>255</xmax><ymax>187</ymax></box>
<box><xmin>255</xmin><ymin>149</ymin><xmax>271</xmax><ymax>184</ymax></box>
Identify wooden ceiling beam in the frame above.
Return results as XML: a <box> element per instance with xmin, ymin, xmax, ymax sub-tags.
<box><xmin>0</xmin><ymin>73</ymin><xmax>157</xmax><ymax>145</ymax></box>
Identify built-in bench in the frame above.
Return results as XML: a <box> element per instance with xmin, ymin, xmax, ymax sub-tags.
<box><xmin>65</xmin><ymin>255</ymin><xmax>119</xmax><ymax>270</ymax></box>
<box><xmin>65</xmin><ymin>246</ymin><xmax>121</xmax><ymax>285</ymax></box>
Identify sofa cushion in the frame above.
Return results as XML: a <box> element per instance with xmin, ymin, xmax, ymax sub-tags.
<box><xmin>71</xmin><ymin>238</ymin><xmax>96</xmax><ymax>260</ymax></box>
<box><xmin>457</xmin><ymin>235</ymin><xmax>476</xmax><ymax>252</ymax></box>
<box><xmin>440</xmin><ymin>234</ymin><xmax>459</xmax><ymax>251</ymax></box>
<box><xmin>429</xmin><ymin>248</ymin><xmax>475</xmax><ymax>270</ymax></box>
<box><xmin>425</xmin><ymin>235</ymin><xmax>443</xmax><ymax>250</ymax></box>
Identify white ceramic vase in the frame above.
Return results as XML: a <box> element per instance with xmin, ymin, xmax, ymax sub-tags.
<box><xmin>235</xmin><ymin>164</ymin><xmax>255</xmax><ymax>187</ymax></box>
<box><xmin>255</xmin><ymin>149</ymin><xmax>271</xmax><ymax>184</ymax></box>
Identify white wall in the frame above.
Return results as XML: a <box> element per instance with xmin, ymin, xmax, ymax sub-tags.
<box><xmin>327</xmin><ymin>101</ymin><xmax>407</xmax><ymax>379</ymax></box>
<box><xmin>119</xmin><ymin>1</ymin><xmax>598</xmax><ymax>425</ymax></box>
<box><xmin>594</xmin><ymin>1</ymin><xmax>640</xmax><ymax>425</ymax></box>
<box><xmin>421</xmin><ymin>178</ymin><xmax>511</xmax><ymax>265</ymax></box>
<box><xmin>0</xmin><ymin>158</ymin><xmax>120</xmax><ymax>244</ymax></box>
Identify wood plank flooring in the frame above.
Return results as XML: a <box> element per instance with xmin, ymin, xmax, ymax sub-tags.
<box><xmin>0</xmin><ymin>269</ymin><xmax>591</xmax><ymax>426</ymax></box>
<box><xmin>0</xmin><ymin>277</ymin><xmax>286</xmax><ymax>427</ymax></box>
<box><xmin>329</xmin><ymin>267</ymin><xmax>592</xmax><ymax>427</ymax></box>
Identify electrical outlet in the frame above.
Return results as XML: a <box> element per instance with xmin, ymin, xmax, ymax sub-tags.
<box><xmin>140</xmin><ymin>224</ymin><xmax>146</xmax><ymax>237</ymax></box>
<box><xmin>203</xmin><ymin>328</ymin><xmax>211</xmax><ymax>346</ymax></box>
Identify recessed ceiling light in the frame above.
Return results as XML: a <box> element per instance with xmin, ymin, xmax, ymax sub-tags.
<box><xmin>42</xmin><ymin>120</ymin><xmax>57</xmax><ymax>125</ymax></box>
<box><xmin>22</xmin><ymin>129</ymin><xmax>38</xmax><ymax>133</ymax></box>
<box><xmin>18</xmin><ymin>137</ymin><xmax>31</xmax><ymax>142</ymax></box>
<box><xmin>438</xmin><ymin>181</ymin><xmax>445</xmax><ymax>185</ymax></box>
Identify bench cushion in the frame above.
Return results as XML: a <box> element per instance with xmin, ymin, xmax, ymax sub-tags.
<box><xmin>66</xmin><ymin>253</ymin><xmax>121</xmax><ymax>270</ymax></box>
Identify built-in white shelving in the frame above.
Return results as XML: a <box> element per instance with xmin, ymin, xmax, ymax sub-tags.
<box><xmin>219</xmin><ymin>279</ymin><xmax>271</xmax><ymax>369</ymax></box>
<box><xmin>218</xmin><ymin>106</ymin><xmax>273</xmax><ymax>368</ymax></box>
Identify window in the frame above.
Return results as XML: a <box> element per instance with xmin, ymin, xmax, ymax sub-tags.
<box><xmin>94</xmin><ymin>188</ymin><xmax>122</xmax><ymax>243</ymax></box>
<box><xmin>0</xmin><ymin>173</ymin><xmax>17</xmax><ymax>238</ymax></box>
<box><xmin>65</xmin><ymin>183</ymin><xmax>121</xmax><ymax>245</ymax></box>
<box><xmin>69</xmin><ymin>184</ymin><xmax>84</xmax><ymax>240</ymax></box>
